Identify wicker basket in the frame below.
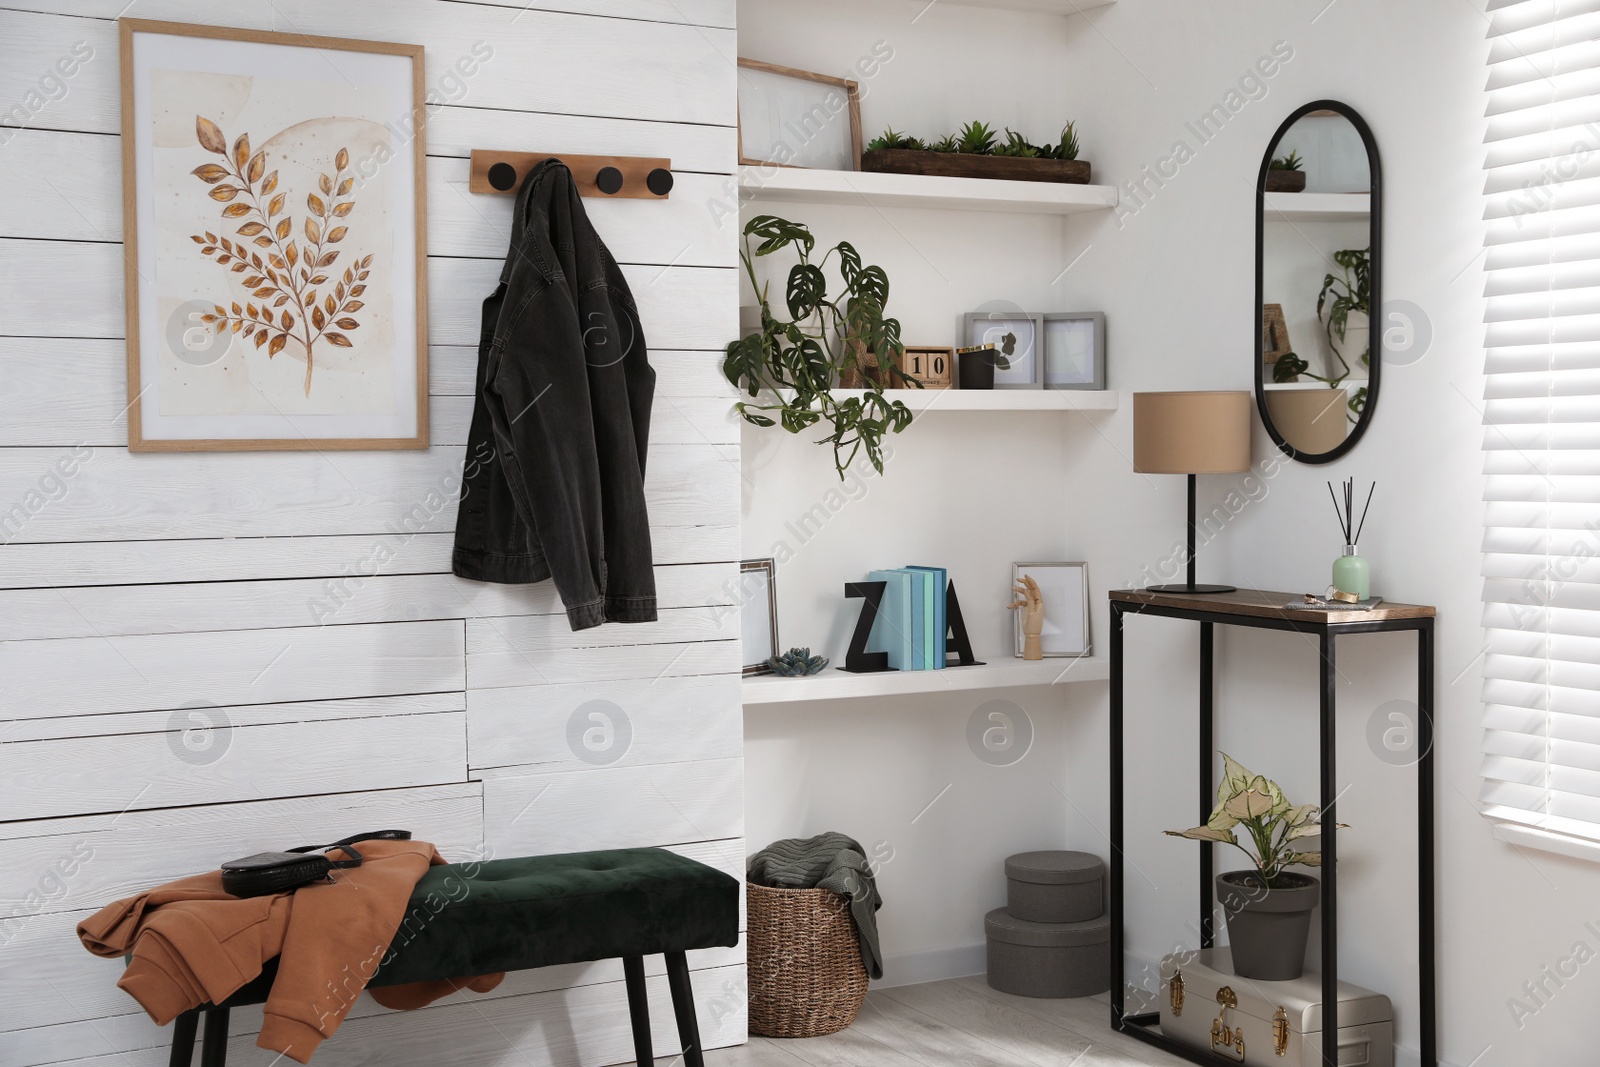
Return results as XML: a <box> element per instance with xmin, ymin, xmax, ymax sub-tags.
<box><xmin>746</xmin><ymin>881</ymin><xmax>869</xmax><ymax>1038</ymax></box>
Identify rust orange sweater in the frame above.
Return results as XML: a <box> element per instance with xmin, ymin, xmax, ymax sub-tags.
<box><xmin>77</xmin><ymin>838</ymin><xmax>502</xmax><ymax>1063</ymax></box>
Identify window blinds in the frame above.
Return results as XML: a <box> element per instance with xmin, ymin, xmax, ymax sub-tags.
<box><xmin>1480</xmin><ymin>0</ymin><xmax>1600</xmax><ymax>849</ymax></box>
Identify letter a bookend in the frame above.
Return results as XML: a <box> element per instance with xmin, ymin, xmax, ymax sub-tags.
<box><xmin>945</xmin><ymin>580</ymin><xmax>983</xmax><ymax>667</ymax></box>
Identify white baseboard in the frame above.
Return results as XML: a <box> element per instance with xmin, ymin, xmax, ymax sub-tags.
<box><xmin>876</xmin><ymin>942</ymin><xmax>987</xmax><ymax>989</ymax></box>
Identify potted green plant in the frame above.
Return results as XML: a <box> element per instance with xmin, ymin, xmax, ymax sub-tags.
<box><xmin>861</xmin><ymin>120</ymin><xmax>1090</xmax><ymax>184</ymax></box>
<box><xmin>1272</xmin><ymin>247</ymin><xmax>1371</xmax><ymax>421</ymax></box>
<box><xmin>1265</xmin><ymin>148</ymin><xmax>1306</xmax><ymax>192</ymax></box>
<box><xmin>1165</xmin><ymin>754</ymin><xmax>1343</xmax><ymax>980</ymax></box>
<box><xmin>723</xmin><ymin>215</ymin><xmax>915</xmax><ymax>479</ymax></box>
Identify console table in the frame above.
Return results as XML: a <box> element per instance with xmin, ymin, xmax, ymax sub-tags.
<box><xmin>1107</xmin><ymin>588</ymin><xmax>1435</xmax><ymax>1067</ymax></box>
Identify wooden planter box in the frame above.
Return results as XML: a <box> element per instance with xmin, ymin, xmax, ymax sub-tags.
<box><xmin>1264</xmin><ymin>169</ymin><xmax>1307</xmax><ymax>192</ymax></box>
<box><xmin>861</xmin><ymin>148</ymin><xmax>1091</xmax><ymax>185</ymax></box>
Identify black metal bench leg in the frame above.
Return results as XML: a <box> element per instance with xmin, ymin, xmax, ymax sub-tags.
<box><xmin>168</xmin><ymin>1010</ymin><xmax>199</xmax><ymax>1067</ymax></box>
<box><xmin>622</xmin><ymin>955</ymin><xmax>654</xmax><ymax>1066</ymax></box>
<box><xmin>664</xmin><ymin>951</ymin><xmax>705</xmax><ymax>1067</ymax></box>
<box><xmin>199</xmin><ymin>1007</ymin><xmax>229</xmax><ymax>1067</ymax></box>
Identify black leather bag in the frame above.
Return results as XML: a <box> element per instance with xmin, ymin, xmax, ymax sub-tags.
<box><xmin>221</xmin><ymin>830</ymin><xmax>411</xmax><ymax>898</ymax></box>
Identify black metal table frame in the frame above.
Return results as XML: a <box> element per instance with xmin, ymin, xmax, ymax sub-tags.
<box><xmin>1107</xmin><ymin>598</ymin><xmax>1435</xmax><ymax>1067</ymax></box>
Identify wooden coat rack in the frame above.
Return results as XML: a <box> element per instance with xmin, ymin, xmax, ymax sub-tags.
<box><xmin>469</xmin><ymin>151</ymin><xmax>673</xmax><ymax>199</ymax></box>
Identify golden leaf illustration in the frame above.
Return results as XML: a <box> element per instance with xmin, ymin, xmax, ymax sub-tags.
<box><xmin>327</xmin><ymin>226</ymin><xmax>347</xmax><ymax>243</ymax></box>
<box><xmin>305</xmin><ymin>218</ymin><xmax>322</xmax><ymax>243</ymax></box>
<box><xmin>324</xmin><ymin>294</ymin><xmax>336</xmax><ymax>315</ymax></box>
<box><xmin>317</xmin><ymin>251</ymin><xmax>338</xmax><ymax>268</ymax></box>
<box><xmin>335</xmin><ymin>147</ymin><xmax>349</xmax><ymax>171</ymax></box>
<box><xmin>281</xmin><ymin>310</ymin><xmax>294</xmax><ymax>331</ymax></box>
<box><xmin>255</xmin><ymin>331</ymin><xmax>269</xmax><ymax>348</ymax></box>
<box><xmin>222</xmin><ymin>203</ymin><xmax>251</xmax><ymax>218</ymax></box>
<box><xmin>268</xmin><ymin>193</ymin><xmax>285</xmax><ymax>217</ymax></box>
<box><xmin>335</xmin><ymin>318</ymin><xmax>360</xmax><ymax>330</ymax></box>
<box><xmin>196</xmin><ymin>116</ymin><xmax>227</xmax><ymax>154</ymax></box>
<box><xmin>209</xmin><ymin>185</ymin><xmax>240</xmax><ymax>202</ymax></box>
<box><xmin>192</xmin><ymin>163</ymin><xmax>229</xmax><ymax>184</ymax></box>
<box><xmin>307</xmin><ymin>193</ymin><xmax>326</xmax><ymax>216</ymax></box>
<box><xmin>325</xmin><ymin>332</ymin><xmax>352</xmax><ymax>347</ymax></box>
<box><xmin>344</xmin><ymin>300</ymin><xmax>364</xmax><ymax>312</ymax></box>
<box><xmin>332</xmin><ymin>202</ymin><xmax>353</xmax><ymax>217</ymax></box>
<box><xmin>312</xmin><ymin>307</ymin><xmax>326</xmax><ymax>331</ymax></box>
<box><xmin>247</xmin><ymin>151</ymin><xmax>265</xmax><ymax>184</ymax></box>
<box><xmin>336</xmin><ymin>177</ymin><xmax>353</xmax><ymax>196</ymax></box>
<box><xmin>237</xmin><ymin>222</ymin><xmax>266</xmax><ymax>237</ymax></box>
<box><xmin>269</xmin><ymin>334</ymin><xmax>287</xmax><ymax>357</ymax></box>
<box><xmin>232</xmin><ymin>134</ymin><xmax>250</xmax><ymax>172</ymax></box>
<box><xmin>319</xmin><ymin>173</ymin><xmax>333</xmax><ymax>195</ymax></box>
<box><xmin>262</xmin><ymin>171</ymin><xmax>278</xmax><ymax>196</ymax></box>
<box><xmin>276</xmin><ymin>218</ymin><xmax>291</xmax><ymax>241</ymax></box>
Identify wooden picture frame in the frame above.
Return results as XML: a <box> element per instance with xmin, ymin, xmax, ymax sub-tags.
<box><xmin>964</xmin><ymin>311</ymin><xmax>1045</xmax><ymax>389</ymax></box>
<box><xmin>1042</xmin><ymin>312</ymin><xmax>1106</xmax><ymax>390</ymax></box>
<box><xmin>120</xmin><ymin>19</ymin><xmax>429</xmax><ymax>452</ymax></box>
<box><xmin>740</xmin><ymin>558</ymin><xmax>780</xmax><ymax>676</ymax></box>
<box><xmin>1012</xmin><ymin>562</ymin><xmax>1091</xmax><ymax>658</ymax></box>
<box><xmin>736</xmin><ymin>58</ymin><xmax>862</xmax><ymax>171</ymax></box>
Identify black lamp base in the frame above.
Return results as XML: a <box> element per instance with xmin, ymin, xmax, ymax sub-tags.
<box><xmin>1146</xmin><ymin>583</ymin><xmax>1237</xmax><ymax>595</ymax></box>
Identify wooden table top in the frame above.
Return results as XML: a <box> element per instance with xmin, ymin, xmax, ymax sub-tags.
<box><xmin>1110</xmin><ymin>587</ymin><xmax>1435</xmax><ymax>624</ymax></box>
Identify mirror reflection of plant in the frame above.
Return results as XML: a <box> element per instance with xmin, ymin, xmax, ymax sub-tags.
<box><xmin>723</xmin><ymin>215</ymin><xmax>915</xmax><ymax>479</ymax></box>
<box><xmin>1269</xmin><ymin>149</ymin><xmax>1304</xmax><ymax>171</ymax></box>
<box><xmin>1164</xmin><ymin>753</ymin><xmax>1344</xmax><ymax>890</ymax></box>
<box><xmin>1315</xmin><ymin>247</ymin><xmax>1371</xmax><ymax>419</ymax></box>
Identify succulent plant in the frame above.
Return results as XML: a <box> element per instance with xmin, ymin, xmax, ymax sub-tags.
<box><xmin>956</xmin><ymin>120</ymin><xmax>997</xmax><ymax>154</ymax></box>
<box><xmin>993</xmin><ymin>128</ymin><xmax>1040</xmax><ymax>158</ymax></box>
<box><xmin>1269</xmin><ymin>149</ymin><xmax>1304</xmax><ymax>171</ymax></box>
<box><xmin>929</xmin><ymin>134</ymin><xmax>961</xmax><ymax>153</ymax></box>
<box><xmin>768</xmin><ymin>647</ymin><xmax>830</xmax><ymax>676</ymax></box>
<box><xmin>867</xmin><ymin>127</ymin><xmax>925</xmax><ymax>152</ymax></box>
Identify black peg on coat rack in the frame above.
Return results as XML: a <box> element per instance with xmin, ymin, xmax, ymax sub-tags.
<box><xmin>596</xmin><ymin>166</ymin><xmax>624</xmax><ymax>195</ymax></box>
<box><xmin>646</xmin><ymin>168</ymin><xmax>674</xmax><ymax>196</ymax></box>
<box><xmin>487</xmin><ymin>162</ymin><xmax>518</xmax><ymax>191</ymax></box>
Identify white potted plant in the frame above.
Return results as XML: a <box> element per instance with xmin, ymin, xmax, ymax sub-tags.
<box><xmin>1165</xmin><ymin>754</ymin><xmax>1344</xmax><ymax>980</ymax></box>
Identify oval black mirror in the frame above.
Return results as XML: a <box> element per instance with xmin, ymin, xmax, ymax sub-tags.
<box><xmin>1254</xmin><ymin>100</ymin><xmax>1381</xmax><ymax>463</ymax></box>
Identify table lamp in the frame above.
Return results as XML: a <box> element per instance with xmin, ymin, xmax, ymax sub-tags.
<box><xmin>1133</xmin><ymin>391</ymin><xmax>1252</xmax><ymax>594</ymax></box>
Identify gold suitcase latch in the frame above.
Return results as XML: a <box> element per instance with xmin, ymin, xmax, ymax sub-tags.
<box><xmin>1274</xmin><ymin>1005</ymin><xmax>1289</xmax><ymax>1057</ymax></box>
<box><xmin>1209</xmin><ymin>985</ymin><xmax>1245</xmax><ymax>1062</ymax></box>
<box><xmin>1169</xmin><ymin>970</ymin><xmax>1184</xmax><ymax>1017</ymax></box>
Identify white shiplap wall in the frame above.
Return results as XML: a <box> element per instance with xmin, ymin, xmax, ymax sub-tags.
<box><xmin>0</xmin><ymin>2</ymin><xmax>745</xmax><ymax>1065</ymax></box>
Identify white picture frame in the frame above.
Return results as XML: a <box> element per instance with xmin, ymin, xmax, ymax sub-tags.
<box><xmin>1013</xmin><ymin>561</ymin><xmax>1091</xmax><ymax>658</ymax></box>
<box><xmin>964</xmin><ymin>311</ymin><xmax>1045</xmax><ymax>389</ymax></box>
<box><xmin>1043</xmin><ymin>312</ymin><xmax>1106</xmax><ymax>390</ymax></box>
<box><xmin>740</xmin><ymin>558</ymin><xmax>779</xmax><ymax>675</ymax></box>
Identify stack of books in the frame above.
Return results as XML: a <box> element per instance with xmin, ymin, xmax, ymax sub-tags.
<box><xmin>867</xmin><ymin>566</ymin><xmax>948</xmax><ymax>670</ymax></box>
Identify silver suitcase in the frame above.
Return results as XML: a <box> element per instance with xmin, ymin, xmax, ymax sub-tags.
<box><xmin>1159</xmin><ymin>948</ymin><xmax>1393</xmax><ymax>1067</ymax></box>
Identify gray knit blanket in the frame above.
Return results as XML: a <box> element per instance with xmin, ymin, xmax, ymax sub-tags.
<box><xmin>746</xmin><ymin>831</ymin><xmax>883</xmax><ymax>980</ymax></box>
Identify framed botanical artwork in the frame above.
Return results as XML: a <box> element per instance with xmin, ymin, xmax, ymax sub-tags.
<box><xmin>1012</xmin><ymin>562</ymin><xmax>1091</xmax><ymax>657</ymax></box>
<box><xmin>1042</xmin><ymin>312</ymin><xmax>1106</xmax><ymax>390</ymax></box>
<box><xmin>740</xmin><ymin>558</ymin><xmax>780</xmax><ymax>676</ymax></box>
<box><xmin>964</xmin><ymin>311</ymin><xmax>1044</xmax><ymax>389</ymax></box>
<box><xmin>737</xmin><ymin>58</ymin><xmax>862</xmax><ymax>171</ymax></box>
<box><xmin>119</xmin><ymin>19</ymin><xmax>429</xmax><ymax>452</ymax></box>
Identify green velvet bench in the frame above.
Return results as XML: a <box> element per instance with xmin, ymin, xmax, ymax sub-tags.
<box><xmin>160</xmin><ymin>848</ymin><xmax>741</xmax><ymax>1067</ymax></box>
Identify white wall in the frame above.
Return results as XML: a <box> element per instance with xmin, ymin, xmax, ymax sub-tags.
<box><xmin>0</xmin><ymin>3</ymin><xmax>745</xmax><ymax>1066</ymax></box>
<box><xmin>738</xmin><ymin>2</ymin><xmax>1598</xmax><ymax>1066</ymax></box>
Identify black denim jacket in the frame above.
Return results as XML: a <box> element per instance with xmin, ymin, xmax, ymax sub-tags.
<box><xmin>452</xmin><ymin>160</ymin><xmax>658</xmax><ymax>630</ymax></box>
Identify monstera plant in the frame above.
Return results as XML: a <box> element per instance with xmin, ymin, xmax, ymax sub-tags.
<box><xmin>723</xmin><ymin>215</ymin><xmax>915</xmax><ymax>479</ymax></box>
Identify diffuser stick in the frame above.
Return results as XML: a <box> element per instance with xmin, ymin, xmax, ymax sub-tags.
<box><xmin>1353</xmin><ymin>482</ymin><xmax>1376</xmax><ymax>546</ymax></box>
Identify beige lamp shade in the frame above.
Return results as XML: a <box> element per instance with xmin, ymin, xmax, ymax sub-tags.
<box><xmin>1133</xmin><ymin>391</ymin><xmax>1252</xmax><ymax>474</ymax></box>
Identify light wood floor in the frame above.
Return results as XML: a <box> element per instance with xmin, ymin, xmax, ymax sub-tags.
<box><xmin>696</xmin><ymin>976</ymin><xmax>1190</xmax><ymax>1067</ymax></box>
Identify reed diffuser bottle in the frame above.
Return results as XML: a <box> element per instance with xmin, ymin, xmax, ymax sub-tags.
<box><xmin>1329</xmin><ymin>478</ymin><xmax>1374</xmax><ymax>600</ymax></box>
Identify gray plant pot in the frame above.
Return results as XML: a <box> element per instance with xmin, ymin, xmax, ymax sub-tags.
<box><xmin>1215</xmin><ymin>870</ymin><xmax>1319</xmax><ymax>981</ymax></box>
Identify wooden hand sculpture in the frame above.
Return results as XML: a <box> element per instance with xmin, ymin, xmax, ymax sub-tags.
<box><xmin>1009</xmin><ymin>575</ymin><xmax>1045</xmax><ymax>661</ymax></box>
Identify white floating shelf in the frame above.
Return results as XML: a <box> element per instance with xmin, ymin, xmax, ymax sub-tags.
<box><xmin>742</xmin><ymin>657</ymin><xmax>1110</xmax><ymax>705</ymax></box>
<box><xmin>760</xmin><ymin>388</ymin><xmax>1118</xmax><ymax>413</ymax></box>
<box><xmin>739</xmin><ymin>166</ymin><xmax>1119</xmax><ymax>216</ymax></box>
<box><xmin>1263</xmin><ymin>380</ymin><xmax>1367</xmax><ymax>392</ymax></box>
<box><xmin>1263</xmin><ymin>193</ymin><xmax>1370</xmax><ymax>221</ymax></box>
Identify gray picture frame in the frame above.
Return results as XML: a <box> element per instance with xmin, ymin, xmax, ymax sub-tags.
<box><xmin>1012</xmin><ymin>561</ymin><xmax>1092</xmax><ymax>658</ymax></box>
<box><xmin>1042</xmin><ymin>312</ymin><xmax>1106</xmax><ymax>390</ymax></box>
<box><xmin>740</xmin><ymin>558</ymin><xmax>779</xmax><ymax>675</ymax></box>
<box><xmin>964</xmin><ymin>311</ymin><xmax>1045</xmax><ymax>389</ymax></box>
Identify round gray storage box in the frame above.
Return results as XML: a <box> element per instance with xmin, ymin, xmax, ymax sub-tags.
<box><xmin>984</xmin><ymin>908</ymin><xmax>1110</xmax><ymax>998</ymax></box>
<box><xmin>1005</xmin><ymin>850</ymin><xmax>1103</xmax><ymax>923</ymax></box>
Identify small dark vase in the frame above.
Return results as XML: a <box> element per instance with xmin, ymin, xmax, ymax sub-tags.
<box><xmin>1215</xmin><ymin>870</ymin><xmax>1319</xmax><ymax>980</ymax></box>
<box><xmin>958</xmin><ymin>347</ymin><xmax>996</xmax><ymax>390</ymax></box>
